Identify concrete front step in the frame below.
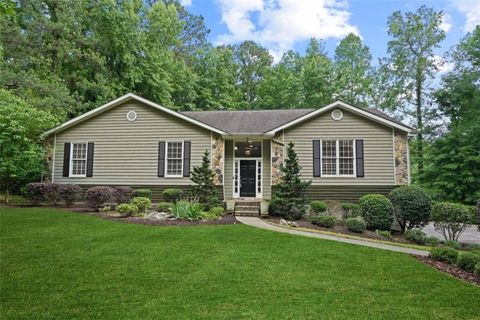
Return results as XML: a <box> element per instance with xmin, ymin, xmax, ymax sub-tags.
<box><xmin>234</xmin><ymin>211</ymin><xmax>260</xmax><ymax>217</ymax></box>
<box><xmin>235</xmin><ymin>206</ymin><xmax>259</xmax><ymax>212</ymax></box>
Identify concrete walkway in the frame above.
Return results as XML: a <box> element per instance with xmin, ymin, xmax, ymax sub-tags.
<box><xmin>236</xmin><ymin>216</ymin><xmax>429</xmax><ymax>256</ymax></box>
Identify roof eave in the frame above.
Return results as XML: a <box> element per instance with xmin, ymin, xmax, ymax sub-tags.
<box><xmin>265</xmin><ymin>101</ymin><xmax>414</xmax><ymax>134</ymax></box>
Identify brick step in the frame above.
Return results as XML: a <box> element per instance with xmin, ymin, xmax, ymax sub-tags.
<box><xmin>234</xmin><ymin>211</ymin><xmax>259</xmax><ymax>217</ymax></box>
<box><xmin>234</xmin><ymin>201</ymin><xmax>261</xmax><ymax>207</ymax></box>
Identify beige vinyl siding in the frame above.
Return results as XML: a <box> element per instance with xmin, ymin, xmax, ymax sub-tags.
<box><xmin>53</xmin><ymin>101</ymin><xmax>211</xmax><ymax>185</ymax></box>
<box><xmin>262</xmin><ymin>139</ymin><xmax>271</xmax><ymax>199</ymax></box>
<box><xmin>284</xmin><ymin>108</ymin><xmax>395</xmax><ymax>185</ymax></box>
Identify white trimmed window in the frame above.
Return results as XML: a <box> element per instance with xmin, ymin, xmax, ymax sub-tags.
<box><xmin>166</xmin><ymin>141</ymin><xmax>183</xmax><ymax>177</ymax></box>
<box><xmin>322</xmin><ymin>139</ymin><xmax>355</xmax><ymax>176</ymax></box>
<box><xmin>70</xmin><ymin>143</ymin><xmax>87</xmax><ymax>177</ymax></box>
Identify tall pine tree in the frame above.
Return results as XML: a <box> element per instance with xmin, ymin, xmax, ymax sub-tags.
<box><xmin>190</xmin><ymin>150</ymin><xmax>219</xmax><ymax>209</ymax></box>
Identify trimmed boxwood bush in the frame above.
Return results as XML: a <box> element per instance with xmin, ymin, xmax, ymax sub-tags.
<box><xmin>25</xmin><ymin>183</ymin><xmax>47</xmax><ymax>205</ymax></box>
<box><xmin>134</xmin><ymin>189</ymin><xmax>152</xmax><ymax>200</ymax></box>
<box><xmin>359</xmin><ymin>194</ymin><xmax>394</xmax><ymax>231</ymax></box>
<box><xmin>58</xmin><ymin>184</ymin><xmax>82</xmax><ymax>206</ymax></box>
<box><xmin>475</xmin><ymin>262</ymin><xmax>480</xmax><ymax>276</ymax></box>
<box><xmin>130</xmin><ymin>197</ymin><xmax>152</xmax><ymax>214</ymax></box>
<box><xmin>404</xmin><ymin>229</ymin><xmax>427</xmax><ymax>245</ymax></box>
<box><xmin>311</xmin><ymin>215</ymin><xmax>336</xmax><ymax>228</ymax></box>
<box><xmin>425</xmin><ymin>236</ymin><xmax>440</xmax><ymax>247</ymax></box>
<box><xmin>431</xmin><ymin>202</ymin><xmax>472</xmax><ymax>241</ymax></box>
<box><xmin>114</xmin><ymin>186</ymin><xmax>135</xmax><ymax>204</ymax></box>
<box><xmin>116</xmin><ymin>203</ymin><xmax>139</xmax><ymax>217</ymax></box>
<box><xmin>163</xmin><ymin>188</ymin><xmax>183</xmax><ymax>203</ymax></box>
<box><xmin>157</xmin><ymin>202</ymin><xmax>172</xmax><ymax>212</ymax></box>
<box><xmin>456</xmin><ymin>252</ymin><xmax>480</xmax><ymax>273</ymax></box>
<box><xmin>346</xmin><ymin>217</ymin><xmax>366</xmax><ymax>233</ymax></box>
<box><xmin>341</xmin><ymin>203</ymin><xmax>360</xmax><ymax>219</ymax></box>
<box><xmin>86</xmin><ymin>186</ymin><xmax>115</xmax><ymax>210</ymax></box>
<box><xmin>44</xmin><ymin>183</ymin><xmax>60</xmax><ymax>205</ymax></box>
<box><xmin>310</xmin><ymin>201</ymin><xmax>327</xmax><ymax>214</ymax></box>
<box><xmin>430</xmin><ymin>247</ymin><xmax>458</xmax><ymax>264</ymax></box>
<box><xmin>389</xmin><ymin>186</ymin><xmax>431</xmax><ymax>232</ymax></box>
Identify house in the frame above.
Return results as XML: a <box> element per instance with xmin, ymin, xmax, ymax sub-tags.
<box><xmin>43</xmin><ymin>93</ymin><xmax>413</xmax><ymax>215</ymax></box>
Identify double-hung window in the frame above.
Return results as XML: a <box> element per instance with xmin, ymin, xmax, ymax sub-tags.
<box><xmin>321</xmin><ymin>139</ymin><xmax>355</xmax><ymax>176</ymax></box>
<box><xmin>70</xmin><ymin>143</ymin><xmax>87</xmax><ymax>177</ymax></box>
<box><xmin>166</xmin><ymin>141</ymin><xmax>183</xmax><ymax>177</ymax></box>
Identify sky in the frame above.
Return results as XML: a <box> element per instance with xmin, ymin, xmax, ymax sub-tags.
<box><xmin>181</xmin><ymin>0</ymin><xmax>479</xmax><ymax>68</ymax></box>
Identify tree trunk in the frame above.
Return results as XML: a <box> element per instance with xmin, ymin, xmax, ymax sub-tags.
<box><xmin>5</xmin><ymin>189</ymin><xmax>9</xmax><ymax>205</ymax></box>
<box><xmin>415</xmin><ymin>68</ymin><xmax>424</xmax><ymax>176</ymax></box>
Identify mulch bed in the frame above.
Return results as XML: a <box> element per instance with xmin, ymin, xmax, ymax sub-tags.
<box><xmin>77</xmin><ymin>210</ymin><xmax>238</xmax><ymax>226</ymax></box>
<box><xmin>415</xmin><ymin>256</ymin><xmax>480</xmax><ymax>286</ymax></box>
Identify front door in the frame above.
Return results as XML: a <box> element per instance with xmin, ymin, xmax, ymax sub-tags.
<box><xmin>240</xmin><ymin>160</ymin><xmax>256</xmax><ymax>197</ymax></box>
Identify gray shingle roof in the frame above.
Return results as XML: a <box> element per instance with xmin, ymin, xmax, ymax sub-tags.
<box><xmin>181</xmin><ymin>107</ymin><xmax>412</xmax><ymax>134</ymax></box>
<box><xmin>182</xmin><ymin>109</ymin><xmax>315</xmax><ymax>134</ymax></box>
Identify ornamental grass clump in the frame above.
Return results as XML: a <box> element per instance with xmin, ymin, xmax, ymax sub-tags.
<box><xmin>171</xmin><ymin>199</ymin><xmax>203</xmax><ymax>221</ymax></box>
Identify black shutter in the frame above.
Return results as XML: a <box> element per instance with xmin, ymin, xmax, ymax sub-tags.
<box><xmin>356</xmin><ymin>139</ymin><xmax>364</xmax><ymax>178</ymax></box>
<box><xmin>158</xmin><ymin>141</ymin><xmax>166</xmax><ymax>177</ymax></box>
<box><xmin>313</xmin><ymin>140</ymin><xmax>321</xmax><ymax>177</ymax></box>
<box><xmin>183</xmin><ymin>141</ymin><xmax>191</xmax><ymax>177</ymax></box>
<box><xmin>86</xmin><ymin>142</ymin><xmax>94</xmax><ymax>177</ymax></box>
<box><xmin>63</xmin><ymin>143</ymin><xmax>71</xmax><ymax>177</ymax></box>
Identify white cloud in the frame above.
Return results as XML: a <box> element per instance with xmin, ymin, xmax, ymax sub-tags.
<box><xmin>215</xmin><ymin>0</ymin><xmax>359</xmax><ymax>61</ymax></box>
<box><xmin>180</xmin><ymin>0</ymin><xmax>192</xmax><ymax>6</ymax></box>
<box><xmin>439</xmin><ymin>13</ymin><xmax>453</xmax><ymax>33</ymax></box>
<box><xmin>450</xmin><ymin>0</ymin><xmax>480</xmax><ymax>32</ymax></box>
<box><xmin>432</xmin><ymin>55</ymin><xmax>454</xmax><ymax>73</ymax></box>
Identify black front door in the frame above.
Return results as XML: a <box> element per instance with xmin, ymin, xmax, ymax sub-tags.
<box><xmin>240</xmin><ymin>160</ymin><xmax>256</xmax><ymax>197</ymax></box>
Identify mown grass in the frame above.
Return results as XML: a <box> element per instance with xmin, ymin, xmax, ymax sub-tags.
<box><xmin>1</xmin><ymin>207</ymin><xmax>479</xmax><ymax>319</ymax></box>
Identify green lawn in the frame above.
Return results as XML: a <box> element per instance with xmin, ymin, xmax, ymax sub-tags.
<box><xmin>1</xmin><ymin>208</ymin><xmax>479</xmax><ymax>319</ymax></box>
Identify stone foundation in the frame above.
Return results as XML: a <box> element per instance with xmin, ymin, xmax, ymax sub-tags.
<box><xmin>271</xmin><ymin>131</ymin><xmax>284</xmax><ymax>185</ymax></box>
<box><xmin>211</xmin><ymin>133</ymin><xmax>224</xmax><ymax>185</ymax></box>
<box><xmin>394</xmin><ymin>130</ymin><xmax>409</xmax><ymax>185</ymax></box>
<box><xmin>43</xmin><ymin>136</ymin><xmax>55</xmax><ymax>182</ymax></box>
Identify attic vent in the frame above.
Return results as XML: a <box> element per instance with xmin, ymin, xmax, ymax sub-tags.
<box><xmin>126</xmin><ymin>111</ymin><xmax>137</xmax><ymax>122</ymax></box>
<box><xmin>331</xmin><ymin>109</ymin><xmax>343</xmax><ymax>121</ymax></box>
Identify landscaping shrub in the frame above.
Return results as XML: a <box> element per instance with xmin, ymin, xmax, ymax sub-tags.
<box><xmin>346</xmin><ymin>217</ymin><xmax>366</xmax><ymax>233</ymax></box>
<box><xmin>86</xmin><ymin>186</ymin><xmax>115</xmax><ymax>210</ymax></box>
<box><xmin>310</xmin><ymin>215</ymin><xmax>336</xmax><ymax>228</ymax></box>
<box><xmin>130</xmin><ymin>197</ymin><xmax>152</xmax><ymax>214</ymax></box>
<box><xmin>116</xmin><ymin>203</ymin><xmax>139</xmax><ymax>217</ymax></box>
<box><xmin>25</xmin><ymin>182</ymin><xmax>47</xmax><ymax>205</ymax></box>
<box><xmin>430</xmin><ymin>247</ymin><xmax>458</xmax><ymax>264</ymax></box>
<box><xmin>477</xmin><ymin>199</ymin><xmax>480</xmax><ymax>232</ymax></box>
<box><xmin>100</xmin><ymin>205</ymin><xmax>112</xmax><ymax>212</ymax></box>
<box><xmin>190</xmin><ymin>150</ymin><xmax>219</xmax><ymax>209</ymax></box>
<box><xmin>269</xmin><ymin>142</ymin><xmax>311</xmax><ymax>220</ymax></box>
<box><xmin>377</xmin><ymin>230</ymin><xmax>392</xmax><ymax>239</ymax></box>
<box><xmin>475</xmin><ymin>262</ymin><xmax>480</xmax><ymax>276</ymax></box>
<box><xmin>359</xmin><ymin>194</ymin><xmax>394</xmax><ymax>230</ymax></box>
<box><xmin>431</xmin><ymin>202</ymin><xmax>472</xmax><ymax>241</ymax></box>
<box><xmin>457</xmin><ymin>252</ymin><xmax>480</xmax><ymax>273</ymax></box>
<box><xmin>58</xmin><ymin>184</ymin><xmax>82</xmax><ymax>206</ymax></box>
<box><xmin>389</xmin><ymin>186</ymin><xmax>431</xmax><ymax>232</ymax></box>
<box><xmin>171</xmin><ymin>200</ymin><xmax>203</xmax><ymax>221</ymax></box>
<box><xmin>310</xmin><ymin>201</ymin><xmax>327</xmax><ymax>214</ymax></box>
<box><xmin>404</xmin><ymin>229</ymin><xmax>427</xmax><ymax>245</ymax></box>
<box><xmin>134</xmin><ymin>189</ymin><xmax>152</xmax><ymax>199</ymax></box>
<box><xmin>445</xmin><ymin>240</ymin><xmax>461</xmax><ymax>250</ymax></box>
<box><xmin>341</xmin><ymin>203</ymin><xmax>360</xmax><ymax>219</ymax></box>
<box><xmin>163</xmin><ymin>188</ymin><xmax>183</xmax><ymax>203</ymax></box>
<box><xmin>43</xmin><ymin>183</ymin><xmax>60</xmax><ymax>205</ymax></box>
<box><xmin>157</xmin><ymin>202</ymin><xmax>172</xmax><ymax>212</ymax></box>
<box><xmin>425</xmin><ymin>236</ymin><xmax>440</xmax><ymax>247</ymax></box>
<box><xmin>114</xmin><ymin>186</ymin><xmax>135</xmax><ymax>204</ymax></box>
<box><xmin>201</xmin><ymin>207</ymin><xmax>224</xmax><ymax>220</ymax></box>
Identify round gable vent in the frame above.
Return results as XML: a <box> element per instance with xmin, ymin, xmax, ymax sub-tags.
<box><xmin>331</xmin><ymin>109</ymin><xmax>343</xmax><ymax>121</ymax></box>
<box><xmin>126</xmin><ymin>111</ymin><xmax>137</xmax><ymax>122</ymax></box>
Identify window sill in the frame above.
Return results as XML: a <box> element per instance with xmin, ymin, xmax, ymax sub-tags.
<box><xmin>321</xmin><ymin>175</ymin><xmax>356</xmax><ymax>178</ymax></box>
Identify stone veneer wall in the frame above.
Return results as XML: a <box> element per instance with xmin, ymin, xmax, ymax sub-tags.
<box><xmin>211</xmin><ymin>133</ymin><xmax>224</xmax><ymax>185</ymax></box>
<box><xmin>43</xmin><ymin>136</ymin><xmax>55</xmax><ymax>182</ymax></box>
<box><xmin>271</xmin><ymin>131</ymin><xmax>284</xmax><ymax>185</ymax></box>
<box><xmin>394</xmin><ymin>130</ymin><xmax>409</xmax><ymax>185</ymax></box>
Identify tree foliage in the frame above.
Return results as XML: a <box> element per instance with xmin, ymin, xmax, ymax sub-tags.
<box><xmin>190</xmin><ymin>150</ymin><xmax>219</xmax><ymax>209</ymax></box>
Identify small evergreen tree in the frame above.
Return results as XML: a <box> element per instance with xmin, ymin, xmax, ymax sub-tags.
<box><xmin>269</xmin><ymin>142</ymin><xmax>311</xmax><ymax>220</ymax></box>
<box><xmin>190</xmin><ymin>150</ymin><xmax>219</xmax><ymax>209</ymax></box>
